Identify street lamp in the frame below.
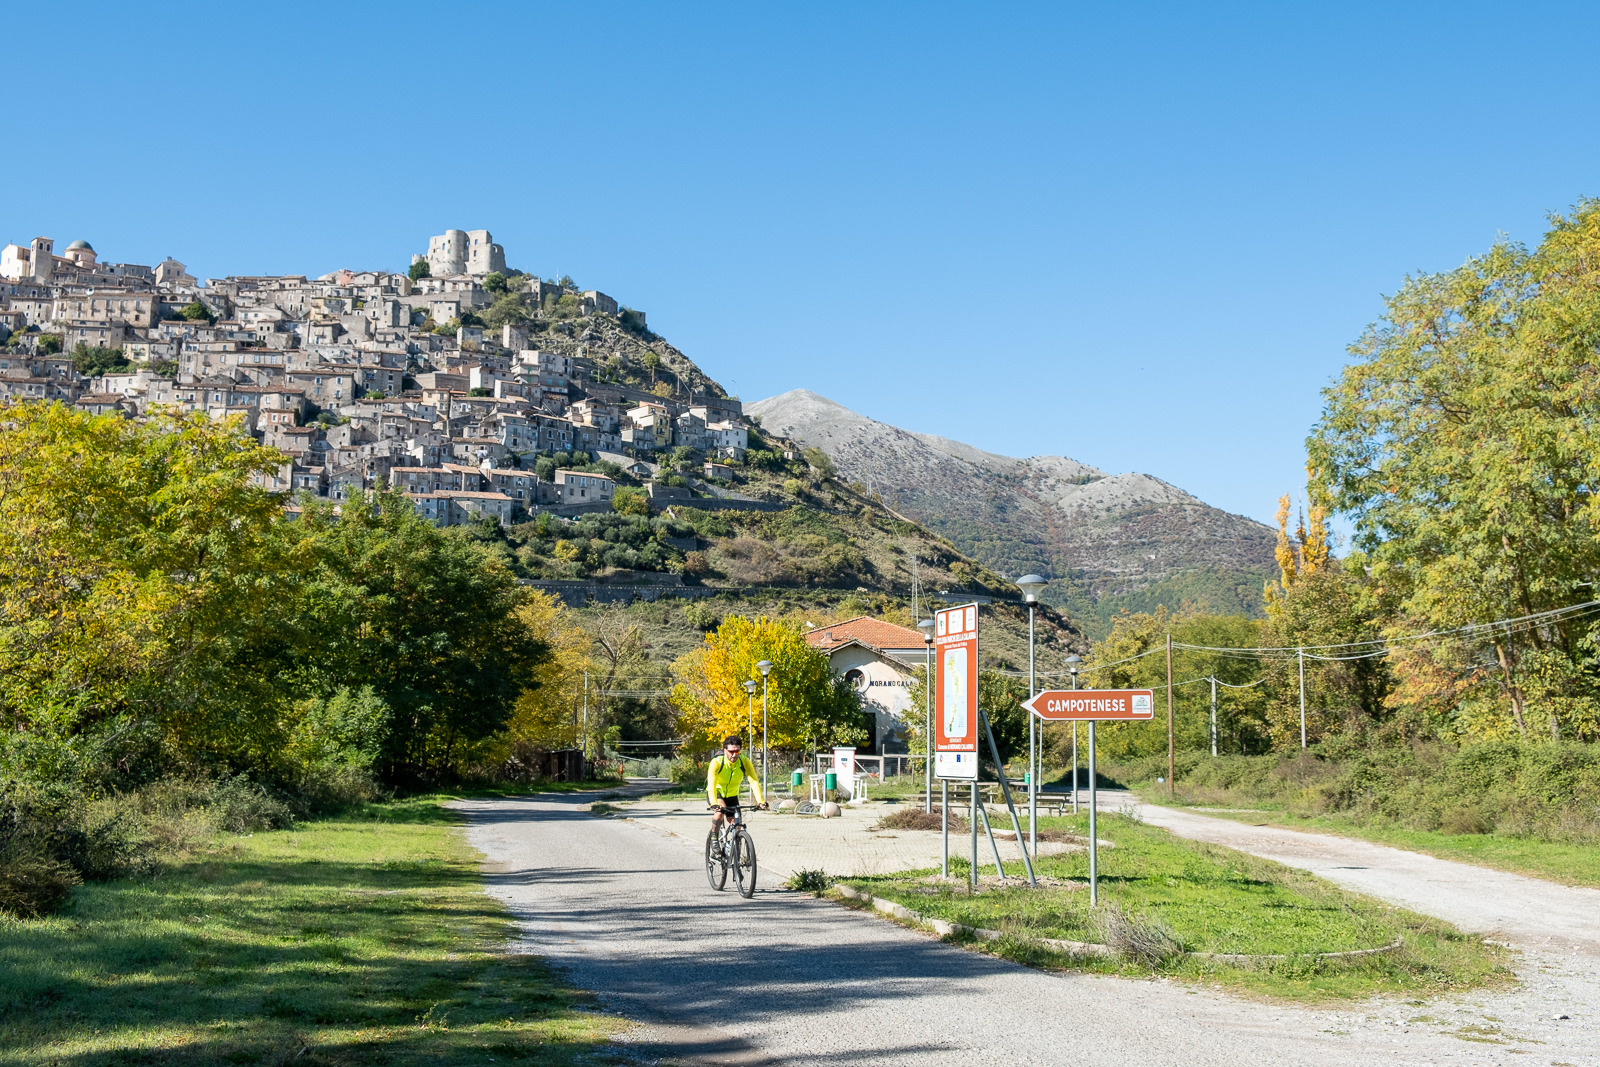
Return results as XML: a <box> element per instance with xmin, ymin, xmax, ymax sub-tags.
<box><xmin>1065</xmin><ymin>654</ymin><xmax>1082</xmax><ymax>813</ymax></box>
<box><xmin>742</xmin><ymin>680</ymin><xmax>757</xmax><ymax>750</ymax></box>
<box><xmin>757</xmin><ymin>660</ymin><xmax>773</xmax><ymax>798</ymax></box>
<box><xmin>1015</xmin><ymin>575</ymin><xmax>1047</xmax><ymax>859</ymax></box>
<box><xmin>917</xmin><ymin>617</ymin><xmax>936</xmax><ymax>813</ymax></box>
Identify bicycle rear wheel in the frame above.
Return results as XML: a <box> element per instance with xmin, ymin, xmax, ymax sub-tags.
<box><xmin>733</xmin><ymin>830</ymin><xmax>757</xmax><ymax>898</ymax></box>
<box><xmin>705</xmin><ymin>829</ymin><xmax>727</xmax><ymax>891</ymax></box>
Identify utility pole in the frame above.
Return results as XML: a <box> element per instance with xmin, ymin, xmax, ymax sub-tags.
<box><xmin>1298</xmin><ymin>647</ymin><xmax>1307</xmax><ymax>749</ymax></box>
<box><xmin>1166</xmin><ymin>633</ymin><xmax>1174</xmax><ymax>795</ymax></box>
<box><xmin>1067</xmin><ymin>656</ymin><xmax>1081</xmax><ymax>814</ymax></box>
<box><xmin>918</xmin><ymin>618</ymin><xmax>935</xmax><ymax>813</ymax></box>
<box><xmin>1209</xmin><ymin>675</ymin><xmax>1218</xmax><ymax>757</ymax></box>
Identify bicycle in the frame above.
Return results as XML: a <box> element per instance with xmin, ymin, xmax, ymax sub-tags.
<box><xmin>705</xmin><ymin>804</ymin><xmax>762</xmax><ymax>898</ymax></box>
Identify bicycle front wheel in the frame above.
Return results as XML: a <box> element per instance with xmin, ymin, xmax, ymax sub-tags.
<box><xmin>733</xmin><ymin>830</ymin><xmax>757</xmax><ymax>898</ymax></box>
<box><xmin>705</xmin><ymin>829</ymin><xmax>727</xmax><ymax>891</ymax></box>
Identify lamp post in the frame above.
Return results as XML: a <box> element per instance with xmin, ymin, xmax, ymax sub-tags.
<box><xmin>742</xmin><ymin>680</ymin><xmax>757</xmax><ymax>749</ymax></box>
<box><xmin>757</xmin><ymin>660</ymin><xmax>773</xmax><ymax>798</ymax></box>
<box><xmin>1065</xmin><ymin>655</ymin><xmax>1081</xmax><ymax>813</ymax></box>
<box><xmin>917</xmin><ymin>617</ymin><xmax>935</xmax><ymax>813</ymax></box>
<box><xmin>1015</xmin><ymin>574</ymin><xmax>1047</xmax><ymax>861</ymax></box>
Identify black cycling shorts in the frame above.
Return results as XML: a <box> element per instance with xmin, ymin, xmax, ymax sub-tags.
<box><xmin>716</xmin><ymin>795</ymin><xmax>740</xmax><ymax>810</ymax></box>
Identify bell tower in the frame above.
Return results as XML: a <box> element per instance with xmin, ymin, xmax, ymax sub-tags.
<box><xmin>28</xmin><ymin>237</ymin><xmax>53</xmax><ymax>282</ymax></box>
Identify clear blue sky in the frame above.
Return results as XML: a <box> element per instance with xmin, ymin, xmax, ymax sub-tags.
<box><xmin>7</xmin><ymin>2</ymin><xmax>1598</xmax><ymax>530</ymax></box>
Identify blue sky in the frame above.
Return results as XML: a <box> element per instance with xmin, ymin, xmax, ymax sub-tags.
<box><xmin>7</xmin><ymin>2</ymin><xmax>1598</xmax><ymax>531</ymax></box>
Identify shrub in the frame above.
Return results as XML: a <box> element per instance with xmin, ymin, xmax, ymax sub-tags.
<box><xmin>0</xmin><ymin>842</ymin><xmax>79</xmax><ymax>918</ymax></box>
<box><xmin>203</xmin><ymin>775</ymin><xmax>296</xmax><ymax>833</ymax></box>
<box><xmin>613</xmin><ymin>487</ymin><xmax>650</xmax><ymax>516</ymax></box>
<box><xmin>684</xmin><ymin>602</ymin><xmax>720</xmax><ymax>631</ymax></box>
<box><xmin>874</xmin><ymin>807</ymin><xmax>968</xmax><ymax>832</ymax></box>
<box><xmin>291</xmin><ymin>763</ymin><xmax>386</xmax><ymax>815</ymax></box>
<box><xmin>1093</xmin><ymin>901</ymin><xmax>1184</xmax><ymax>964</ymax></box>
<box><xmin>669</xmin><ymin>759</ymin><xmax>705</xmax><ymax>788</ymax></box>
<box><xmin>786</xmin><ymin>868</ymin><xmax>831</xmax><ymax>893</ymax></box>
<box><xmin>628</xmin><ymin>756</ymin><xmax>675</xmax><ymax>778</ymax></box>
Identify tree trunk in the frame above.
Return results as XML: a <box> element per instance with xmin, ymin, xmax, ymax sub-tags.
<box><xmin>1494</xmin><ymin>640</ymin><xmax>1529</xmax><ymax>734</ymax></box>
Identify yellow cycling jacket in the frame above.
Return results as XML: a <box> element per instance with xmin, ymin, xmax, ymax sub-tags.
<box><xmin>706</xmin><ymin>752</ymin><xmax>764</xmax><ymax>805</ymax></box>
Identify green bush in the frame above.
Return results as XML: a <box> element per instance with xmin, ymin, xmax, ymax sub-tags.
<box><xmin>628</xmin><ymin>756</ymin><xmax>675</xmax><ymax>778</ymax></box>
<box><xmin>0</xmin><ymin>770</ymin><xmax>373</xmax><ymax>918</ymax></box>
<box><xmin>0</xmin><ymin>841</ymin><xmax>79</xmax><ymax>918</ymax></box>
<box><xmin>684</xmin><ymin>602</ymin><xmax>720</xmax><ymax>631</ymax></box>
<box><xmin>669</xmin><ymin>759</ymin><xmax>705</xmax><ymax>789</ymax></box>
<box><xmin>786</xmin><ymin>868</ymin><xmax>831</xmax><ymax>893</ymax></box>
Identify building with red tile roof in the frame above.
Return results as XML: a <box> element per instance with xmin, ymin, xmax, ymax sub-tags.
<box><xmin>806</xmin><ymin>616</ymin><xmax>931</xmax><ymax>754</ymax></box>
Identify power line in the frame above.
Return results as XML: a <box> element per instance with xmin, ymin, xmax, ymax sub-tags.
<box><xmin>1009</xmin><ymin>599</ymin><xmax>1600</xmax><ymax>680</ymax></box>
<box><xmin>1172</xmin><ymin>600</ymin><xmax>1600</xmax><ymax>656</ymax></box>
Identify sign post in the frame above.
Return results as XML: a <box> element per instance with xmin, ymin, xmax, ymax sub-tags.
<box><xmin>934</xmin><ymin>603</ymin><xmax>980</xmax><ymax>886</ymax></box>
<box><xmin>1022</xmin><ymin>687</ymin><xmax>1155</xmax><ymax>905</ymax></box>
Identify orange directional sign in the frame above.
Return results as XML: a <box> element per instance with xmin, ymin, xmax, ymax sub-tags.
<box><xmin>1023</xmin><ymin>689</ymin><xmax>1155</xmax><ymax>721</ymax></box>
<box><xmin>934</xmin><ymin>602</ymin><xmax>980</xmax><ymax>780</ymax></box>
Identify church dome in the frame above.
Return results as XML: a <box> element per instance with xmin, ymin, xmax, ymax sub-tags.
<box><xmin>66</xmin><ymin>239</ymin><xmax>94</xmax><ymax>251</ymax></box>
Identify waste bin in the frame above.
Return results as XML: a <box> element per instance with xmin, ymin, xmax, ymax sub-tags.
<box><xmin>791</xmin><ymin>769</ymin><xmax>804</xmax><ymax>791</ymax></box>
<box><xmin>824</xmin><ymin>771</ymin><xmax>837</xmax><ymax>794</ymax></box>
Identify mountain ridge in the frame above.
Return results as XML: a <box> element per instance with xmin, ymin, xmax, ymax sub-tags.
<box><xmin>747</xmin><ymin>389</ymin><xmax>1276</xmax><ymax>628</ymax></box>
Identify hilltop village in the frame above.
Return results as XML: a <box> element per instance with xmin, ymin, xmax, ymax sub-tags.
<box><xmin>0</xmin><ymin>229</ymin><xmax>757</xmax><ymax>526</ymax></box>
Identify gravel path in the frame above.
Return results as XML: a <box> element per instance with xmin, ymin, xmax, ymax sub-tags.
<box><xmin>615</xmin><ymin>796</ymin><xmax>1072</xmax><ymax>881</ymax></box>
<box><xmin>455</xmin><ymin>788</ymin><xmax>1600</xmax><ymax>1066</ymax></box>
<box><xmin>1120</xmin><ymin>795</ymin><xmax>1600</xmax><ymax>957</ymax></box>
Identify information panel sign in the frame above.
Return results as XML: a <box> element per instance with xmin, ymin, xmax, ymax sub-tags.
<box><xmin>1022</xmin><ymin>689</ymin><xmax>1156</xmax><ymax>720</ymax></box>
<box><xmin>934</xmin><ymin>603</ymin><xmax>979</xmax><ymax>780</ymax></box>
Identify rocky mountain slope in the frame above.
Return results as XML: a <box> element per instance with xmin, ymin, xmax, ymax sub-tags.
<box><xmin>747</xmin><ymin>390</ymin><xmax>1276</xmax><ymax>627</ymax></box>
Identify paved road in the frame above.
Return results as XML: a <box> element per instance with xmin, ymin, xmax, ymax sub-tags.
<box><xmin>456</xmin><ymin>788</ymin><xmax>1600</xmax><ymax>1066</ymax></box>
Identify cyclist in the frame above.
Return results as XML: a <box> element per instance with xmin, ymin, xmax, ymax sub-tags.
<box><xmin>708</xmin><ymin>734</ymin><xmax>766</xmax><ymax>840</ymax></box>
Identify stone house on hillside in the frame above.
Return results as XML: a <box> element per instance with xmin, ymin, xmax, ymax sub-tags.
<box><xmin>554</xmin><ymin>469</ymin><xmax>614</xmax><ymax>505</ymax></box>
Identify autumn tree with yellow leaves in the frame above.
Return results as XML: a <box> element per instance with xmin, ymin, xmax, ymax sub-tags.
<box><xmin>670</xmin><ymin>615</ymin><xmax>865</xmax><ymax>757</ymax></box>
<box><xmin>1256</xmin><ymin>472</ymin><xmax>1391</xmax><ymax>748</ymax></box>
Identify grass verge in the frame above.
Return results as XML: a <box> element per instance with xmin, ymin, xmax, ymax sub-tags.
<box><xmin>0</xmin><ymin>798</ymin><xmax>623</xmax><ymax>1066</ymax></box>
<box><xmin>1136</xmin><ymin>790</ymin><xmax>1600</xmax><ymax>889</ymax></box>
<box><xmin>840</xmin><ymin>812</ymin><xmax>1510</xmax><ymax>1002</ymax></box>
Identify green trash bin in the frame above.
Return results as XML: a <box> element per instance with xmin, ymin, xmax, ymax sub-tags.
<box><xmin>824</xmin><ymin>771</ymin><xmax>837</xmax><ymax>792</ymax></box>
<box><xmin>791</xmin><ymin>769</ymin><xmax>804</xmax><ymax>789</ymax></box>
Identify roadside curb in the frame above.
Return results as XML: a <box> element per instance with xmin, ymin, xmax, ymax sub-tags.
<box><xmin>834</xmin><ymin>883</ymin><xmax>1113</xmax><ymax>957</ymax></box>
<box><xmin>831</xmin><ymin>883</ymin><xmax>1403</xmax><ymax>963</ymax></box>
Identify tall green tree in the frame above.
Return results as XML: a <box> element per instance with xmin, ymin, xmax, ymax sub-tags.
<box><xmin>1311</xmin><ymin>201</ymin><xmax>1600</xmax><ymax>739</ymax></box>
<box><xmin>70</xmin><ymin>344</ymin><xmax>132</xmax><ymax>377</ymax></box>
<box><xmin>0</xmin><ymin>404</ymin><xmax>286</xmax><ymax>780</ymax></box>
<box><xmin>269</xmin><ymin>492</ymin><xmax>551</xmax><ymax>783</ymax></box>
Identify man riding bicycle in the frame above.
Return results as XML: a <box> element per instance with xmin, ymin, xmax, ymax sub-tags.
<box><xmin>708</xmin><ymin>735</ymin><xmax>766</xmax><ymax>833</ymax></box>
